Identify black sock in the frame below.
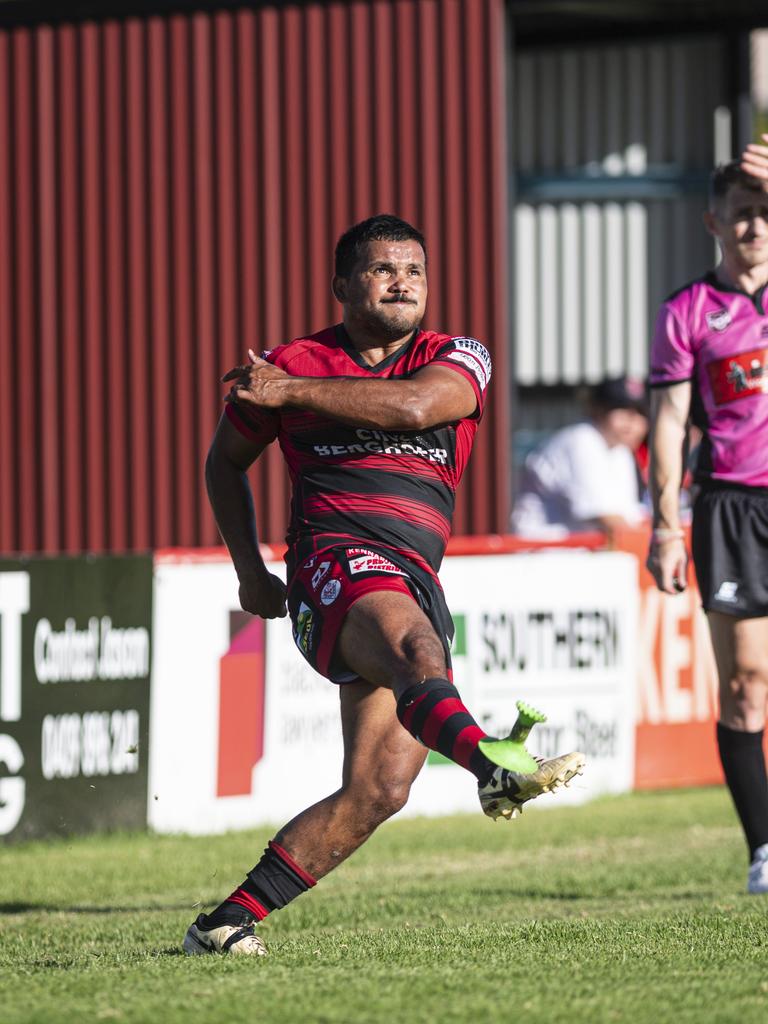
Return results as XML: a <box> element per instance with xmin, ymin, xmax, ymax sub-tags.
<box><xmin>202</xmin><ymin>840</ymin><xmax>317</xmax><ymax>929</ymax></box>
<box><xmin>396</xmin><ymin>677</ymin><xmax>494</xmax><ymax>783</ymax></box>
<box><xmin>716</xmin><ymin>722</ymin><xmax>768</xmax><ymax>860</ymax></box>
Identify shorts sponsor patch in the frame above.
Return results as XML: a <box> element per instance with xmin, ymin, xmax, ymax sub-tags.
<box><xmin>311</xmin><ymin>561</ymin><xmax>331</xmax><ymax>590</ymax></box>
<box><xmin>294</xmin><ymin>602</ymin><xmax>316</xmax><ymax>654</ymax></box>
<box><xmin>707</xmin><ymin>347</ymin><xmax>768</xmax><ymax>404</ymax></box>
<box><xmin>320</xmin><ymin>579</ymin><xmax>342</xmax><ymax>605</ymax></box>
<box><xmin>347</xmin><ymin>548</ymin><xmax>405</xmax><ymax>576</ymax></box>
<box><xmin>714</xmin><ymin>580</ymin><xmax>739</xmax><ymax>603</ymax></box>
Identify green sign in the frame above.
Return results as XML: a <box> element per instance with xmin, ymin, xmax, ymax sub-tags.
<box><xmin>0</xmin><ymin>556</ymin><xmax>152</xmax><ymax>842</ymax></box>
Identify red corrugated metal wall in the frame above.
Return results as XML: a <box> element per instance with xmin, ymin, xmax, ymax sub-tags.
<box><xmin>0</xmin><ymin>0</ymin><xmax>509</xmax><ymax>554</ymax></box>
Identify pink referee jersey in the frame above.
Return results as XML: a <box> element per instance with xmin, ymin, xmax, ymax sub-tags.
<box><xmin>649</xmin><ymin>272</ymin><xmax>768</xmax><ymax>487</ymax></box>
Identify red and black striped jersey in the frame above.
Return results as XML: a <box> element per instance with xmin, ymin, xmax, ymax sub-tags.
<box><xmin>225</xmin><ymin>324</ymin><xmax>491</xmax><ymax>577</ymax></box>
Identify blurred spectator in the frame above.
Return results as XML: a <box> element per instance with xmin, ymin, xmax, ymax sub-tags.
<box><xmin>511</xmin><ymin>376</ymin><xmax>649</xmax><ymax>540</ymax></box>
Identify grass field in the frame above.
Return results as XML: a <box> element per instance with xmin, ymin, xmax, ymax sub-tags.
<box><xmin>2</xmin><ymin>787</ymin><xmax>767</xmax><ymax>1024</ymax></box>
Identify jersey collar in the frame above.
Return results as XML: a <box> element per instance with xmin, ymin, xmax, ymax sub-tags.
<box><xmin>335</xmin><ymin>323</ymin><xmax>420</xmax><ymax>373</ymax></box>
<box><xmin>705</xmin><ymin>269</ymin><xmax>767</xmax><ymax>314</ymax></box>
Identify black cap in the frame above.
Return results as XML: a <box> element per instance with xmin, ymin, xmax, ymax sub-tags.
<box><xmin>588</xmin><ymin>375</ymin><xmax>648</xmax><ymax>414</ymax></box>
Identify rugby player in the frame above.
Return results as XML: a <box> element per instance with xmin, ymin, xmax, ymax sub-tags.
<box><xmin>183</xmin><ymin>215</ymin><xmax>585</xmax><ymax>956</ymax></box>
<box><xmin>647</xmin><ymin>159</ymin><xmax>768</xmax><ymax>894</ymax></box>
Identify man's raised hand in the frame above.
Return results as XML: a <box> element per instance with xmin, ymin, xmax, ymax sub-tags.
<box><xmin>222</xmin><ymin>349</ymin><xmax>289</xmax><ymax>408</ymax></box>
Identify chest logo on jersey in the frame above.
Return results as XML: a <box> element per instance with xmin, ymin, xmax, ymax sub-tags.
<box><xmin>707</xmin><ymin>346</ymin><xmax>768</xmax><ymax>404</ymax></box>
<box><xmin>312</xmin><ymin>428</ymin><xmax>449</xmax><ymax>465</ymax></box>
<box><xmin>705</xmin><ymin>308</ymin><xmax>732</xmax><ymax>332</ymax></box>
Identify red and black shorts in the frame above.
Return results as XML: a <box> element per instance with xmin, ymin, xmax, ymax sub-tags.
<box><xmin>286</xmin><ymin>545</ymin><xmax>452</xmax><ymax>684</ymax></box>
<box><xmin>692</xmin><ymin>482</ymin><xmax>768</xmax><ymax>618</ymax></box>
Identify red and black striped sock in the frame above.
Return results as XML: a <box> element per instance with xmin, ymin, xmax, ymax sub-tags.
<box><xmin>396</xmin><ymin>677</ymin><xmax>494</xmax><ymax>783</ymax></box>
<box><xmin>202</xmin><ymin>840</ymin><xmax>317</xmax><ymax>929</ymax></box>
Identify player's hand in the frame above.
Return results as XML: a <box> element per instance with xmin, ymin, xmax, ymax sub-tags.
<box><xmin>222</xmin><ymin>349</ymin><xmax>290</xmax><ymax>408</ymax></box>
<box><xmin>741</xmin><ymin>134</ymin><xmax>768</xmax><ymax>181</ymax></box>
<box><xmin>237</xmin><ymin>568</ymin><xmax>288</xmax><ymax>618</ymax></box>
<box><xmin>646</xmin><ymin>536</ymin><xmax>688</xmax><ymax>595</ymax></box>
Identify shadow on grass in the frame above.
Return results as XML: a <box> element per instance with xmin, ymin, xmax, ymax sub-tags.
<box><xmin>0</xmin><ymin>902</ymin><xmax>201</xmax><ymax>915</ymax></box>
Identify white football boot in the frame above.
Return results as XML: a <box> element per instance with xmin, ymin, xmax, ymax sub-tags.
<box><xmin>478</xmin><ymin>751</ymin><xmax>586</xmax><ymax>820</ymax></box>
<box><xmin>183</xmin><ymin>914</ymin><xmax>267</xmax><ymax>956</ymax></box>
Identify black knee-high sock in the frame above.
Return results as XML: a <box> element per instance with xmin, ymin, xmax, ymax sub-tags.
<box><xmin>396</xmin><ymin>677</ymin><xmax>494</xmax><ymax>783</ymax></box>
<box><xmin>202</xmin><ymin>840</ymin><xmax>316</xmax><ymax>928</ymax></box>
<box><xmin>716</xmin><ymin>722</ymin><xmax>768</xmax><ymax>860</ymax></box>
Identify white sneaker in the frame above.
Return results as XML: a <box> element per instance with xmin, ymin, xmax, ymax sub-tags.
<box><xmin>747</xmin><ymin>843</ymin><xmax>768</xmax><ymax>894</ymax></box>
<box><xmin>183</xmin><ymin>914</ymin><xmax>267</xmax><ymax>956</ymax></box>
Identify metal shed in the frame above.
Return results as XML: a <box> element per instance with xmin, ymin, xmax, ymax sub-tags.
<box><xmin>0</xmin><ymin>0</ymin><xmax>765</xmax><ymax>553</ymax></box>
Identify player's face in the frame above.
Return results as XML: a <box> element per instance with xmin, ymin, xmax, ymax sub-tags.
<box><xmin>707</xmin><ymin>185</ymin><xmax>768</xmax><ymax>269</ymax></box>
<box><xmin>335</xmin><ymin>239</ymin><xmax>428</xmax><ymax>341</ymax></box>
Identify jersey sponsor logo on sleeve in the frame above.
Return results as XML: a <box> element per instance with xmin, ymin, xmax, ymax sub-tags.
<box><xmin>346</xmin><ymin>548</ymin><xmax>406</xmax><ymax>576</ymax></box>
<box><xmin>707</xmin><ymin>347</ymin><xmax>768</xmax><ymax>404</ymax></box>
<box><xmin>441</xmin><ymin>337</ymin><xmax>492</xmax><ymax>391</ymax></box>
<box><xmin>705</xmin><ymin>309</ymin><xmax>732</xmax><ymax>332</ymax></box>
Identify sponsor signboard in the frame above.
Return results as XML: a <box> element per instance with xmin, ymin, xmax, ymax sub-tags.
<box><xmin>613</xmin><ymin>527</ymin><xmax>724</xmax><ymax>789</ymax></box>
<box><xmin>417</xmin><ymin>552</ymin><xmax>638</xmax><ymax>813</ymax></box>
<box><xmin>0</xmin><ymin>557</ymin><xmax>152</xmax><ymax>842</ymax></box>
<box><xmin>149</xmin><ymin>556</ymin><xmax>342</xmax><ymax>834</ymax></box>
<box><xmin>149</xmin><ymin>549</ymin><xmax>637</xmax><ymax>833</ymax></box>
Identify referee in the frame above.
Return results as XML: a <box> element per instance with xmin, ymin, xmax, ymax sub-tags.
<box><xmin>647</xmin><ymin>155</ymin><xmax>768</xmax><ymax>893</ymax></box>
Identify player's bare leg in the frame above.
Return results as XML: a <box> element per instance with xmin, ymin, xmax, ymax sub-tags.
<box><xmin>337</xmin><ymin>590</ymin><xmax>585</xmax><ymax>819</ymax></box>
<box><xmin>184</xmin><ymin>681</ymin><xmax>426</xmax><ymax>955</ymax></box>
<box><xmin>271</xmin><ymin>681</ymin><xmax>428</xmax><ymax>878</ymax></box>
<box><xmin>708</xmin><ymin>612</ymin><xmax>768</xmax><ymax>892</ymax></box>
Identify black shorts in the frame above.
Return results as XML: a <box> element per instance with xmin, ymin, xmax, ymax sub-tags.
<box><xmin>286</xmin><ymin>544</ymin><xmax>455</xmax><ymax>684</ymax></box>
<box><xmin>692</xmin><ymin>483</ymin><xmax>768</xmax><ymax>618</ymax></box>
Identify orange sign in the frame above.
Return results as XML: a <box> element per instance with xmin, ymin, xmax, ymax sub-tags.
<box><xmin>613</xmin><ymin>526</ymin><xmax>723</xmax><ymax>789</ymax></box>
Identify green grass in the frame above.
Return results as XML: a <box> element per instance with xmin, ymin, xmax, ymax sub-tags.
<box><xmin>2</xmin><ymin>788</ymin><xmax>767</xmax><ymax>1024</ymax></box>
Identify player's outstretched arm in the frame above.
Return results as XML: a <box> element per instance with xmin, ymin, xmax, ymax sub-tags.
<box><xmin>740</xmin><ymin>133</ymin><xmax>768</xmax><ymax>180</ymax></box>
<box><xmin>205</xmin><ymin>415</ymin><xmax>287</xmax><ymax>618</ymax></box>
<box><xmin>646</xmin><ymin>382</ymin><xmax>691</xmax><ymax>594</ymax></box>
<box><xmin>223</xmin><ymin>350</ymin><xmax>478</xmax><ymax>430</ymax></box>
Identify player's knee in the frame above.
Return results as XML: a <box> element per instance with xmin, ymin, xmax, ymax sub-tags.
<box><xmin>725</xmin><ymin>660</ymin><xmax>768</xmax><ymax>717</ymax></box>
<box><xmin>369</xmin><ymin>778</ymin><xmax>412</xmax><ymax>823</ymax></box>
<box><xmin>351</xmin><ymin>774</ymin><xmax>413</xmax><ymax>828</ymax></box>
<box><xmin>733</xmin><ymin>657</ymin><xmax>768</xmax><ymax>689</ymax></box>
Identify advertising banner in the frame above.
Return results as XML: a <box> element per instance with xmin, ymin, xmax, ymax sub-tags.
<box><xmin>423</xmin><ymin>552</ymin><xmax>638</xmax><ymax>813</ymax></box>
<box><xmin>150</xmin><ymin>549</ymin><xmax>637</xmax><ymax>834</ymax></box>
<box><xmin>149</xmin><ymin>555</ymin><xmax>342</xmax><ymax>834</ymax></box>
<box><xmin>613</xmin><ymin>527</ymin><xmax>724</xmax><ymax>789</ymax></box>
<box><xmin>0</xmin><ymin>557</ymin><xmax>152</xmax><ymax>842</ymax></box>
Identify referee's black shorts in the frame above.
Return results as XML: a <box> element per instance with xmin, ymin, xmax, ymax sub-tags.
<box><xmin>692</xmin><ymin>482</ymin><xmax>768</xmax><ymax>618</ymax></box>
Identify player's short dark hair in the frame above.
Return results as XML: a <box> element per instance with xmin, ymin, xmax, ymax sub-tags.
<box><xmin>334</xmin><ymin>214</ymin><xmax>426</xmax><ymax>277</ymax></box>
<box><xmin>709</xmin><ymin>161</ymin><xmax>765</xmax><ymax>210</ymax></box>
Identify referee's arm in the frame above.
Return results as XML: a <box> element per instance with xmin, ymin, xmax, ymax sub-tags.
<box><xmin>646</xmin><ymin>381</ymin><xmax>691</xmax><ymax>593</ymax></box>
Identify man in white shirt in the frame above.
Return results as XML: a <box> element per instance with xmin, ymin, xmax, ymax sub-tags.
<box><xmin>512</xmin><ymin>376</ymin><xmax>648</xmax><ymax>539</ymax></box>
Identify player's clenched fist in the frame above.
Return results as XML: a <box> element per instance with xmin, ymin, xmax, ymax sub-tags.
<box><xmin>237</xmin><ymin>568</ymin><xmax>287</xmax><ymax>618</ymax></box>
